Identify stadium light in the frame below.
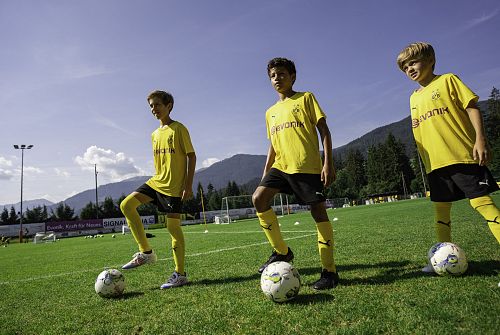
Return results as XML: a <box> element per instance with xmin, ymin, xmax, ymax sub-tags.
<box><xmin>94</xmin><ymin>164</ymin><xmax>99</xmax><ymax>219</ymax></box>
<box><xmin>13</xmin><ymin>144</ymin><xmax>34</xmax><ymax>243</ymax></box>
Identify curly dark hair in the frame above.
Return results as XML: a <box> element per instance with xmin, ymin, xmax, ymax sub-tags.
<box><xmin>267</xmin><ymin>57</ymin><xmax>296</xmax><ymax>77</ymax></box>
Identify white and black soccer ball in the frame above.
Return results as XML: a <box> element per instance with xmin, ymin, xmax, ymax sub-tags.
<box><xmin>95</xmin><ymin>269</ymin><xmax>126</xmax><ymax>298</ymax></box>
<box><xmin>428</xmin><ymin>242</ymin><xmax>468</xmax><ymax>276</ymax></box>
<box><xmin>260</xmin><ymin>261</ymin><xmax>301</xmax><ymax>303</ymax></box>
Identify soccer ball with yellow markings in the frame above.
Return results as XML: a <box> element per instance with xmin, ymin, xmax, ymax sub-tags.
<box><xmin>260</xmin><ymin>261</ymin><xmax>301</xmax><ymax>302</ymax></box>
<box><xmin>429</xmin><ymin>242</ymin><xmax>468</xmax><ymax>276</ymax></box>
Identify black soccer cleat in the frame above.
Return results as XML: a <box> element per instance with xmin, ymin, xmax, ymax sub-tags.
<box><xmin>312</xmin><ymin>269</ymin><xmax>339</xmax><ymax>290</ymax></box>
<box><xmin>258</xmin><ymin>247</ymin><xmax>294</xmax><ymax>273</ymax></box>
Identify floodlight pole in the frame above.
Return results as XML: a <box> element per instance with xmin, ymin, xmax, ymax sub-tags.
<box><xmin>13</xmin><ymin>144</ymin><xmax>34</xmax><ymax>243</ymax></box>
<box><xmin>94</xmin><ymin>164</ymin><xmax>99</xmax><ymax>219</ymax></box>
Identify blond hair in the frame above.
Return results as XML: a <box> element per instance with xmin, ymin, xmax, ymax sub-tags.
<box><xmin>397</xmin><ymin>42</ymin><xmax>435</xmax><ymax>72</ymax></box>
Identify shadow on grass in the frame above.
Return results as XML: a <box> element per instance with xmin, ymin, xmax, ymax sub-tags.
<box><xmin>120</xmin><ymin>291</ymin><xmax>144</xmax><ymax>299</ymax></box>
<box><xmin>298</xmin><ymin>261</ymin><xmax>414</xmax><ymax>286</ymax></box>
<box><xmin>461</xmin><ymin>260</ymin><xmax>500</xmax><ymax>277</ymax></box>
<box><xmin>288</xmin><ymin>293</ymin><xmax>335</xmax><ymax>305</ymax></box>
<box><xmin>100</xmin><ymin>291</ymin><xmax>144</xmax><ymax>300</ymax></box>
<box><xmin>190</xmin><ymin>273</ymin><xmax>261</xmax><ymax>286</ymax></box>
<box><xmin>145</xmin><ymin>260</ymin><xmax>499</xmax><ymax>290</ymax></box>
<box><xmin>299</xmin><ymin>259</ymin><xmax>500</xmax><ymax>286</ymax></box>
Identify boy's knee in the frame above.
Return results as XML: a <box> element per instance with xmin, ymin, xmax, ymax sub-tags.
<box><xmin>119</xmin><ymin>199</ymin><xmax>129</xmax><ymax>214</ymax></box>
<box><xmin>252</xmin><ymin>191</ymin><xmax>260</xmax><ymax>207</ymax></box>
<box><xmin>310</xmin><ymin>202</ymin><xmax>328</xmax><ymax>222</ymax></box>
<box><xmin>120</xmin><ymin>195</ymin><xmax>139</xmax><ymax>215</ymax></box>
<box><xmin>252</xmin><ymin>191</ymin><xmax>266</xmax><ymax>211</ymax></box>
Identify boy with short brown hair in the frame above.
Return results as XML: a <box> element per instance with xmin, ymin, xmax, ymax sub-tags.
<box><xmin>120</xmin><ymin>90</ymin><xmax>196</xmax><ymax>289</ymax></box>
<box><xmin>253</xmin><ymin>57</ymin><xmax>339</xmax><ymax>289</ymax></box>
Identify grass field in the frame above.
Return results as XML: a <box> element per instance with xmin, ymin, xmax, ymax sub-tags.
<box><xmin>1</xmin><ymin>195</ymin><xmax>499</xmax><ymax>335</ymax></box>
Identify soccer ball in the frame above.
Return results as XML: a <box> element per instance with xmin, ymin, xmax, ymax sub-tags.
<box><xmin>95</xmin><ymin>269</ymin><xmax>126</xmax><ymax>298</ymax></box>
<box><xmin>428</xmin><ymin>242</ymin><xmax>468</xmax><ymax>276</ymax></box>
<box><xmin>260</xmin><ymin>261</ymin><xmax>301</xmax><ymax>303</ymax></box>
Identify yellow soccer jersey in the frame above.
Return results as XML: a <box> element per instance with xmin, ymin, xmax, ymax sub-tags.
<box><xmin>146</xmin><ymin>121</ymin><xmax>195</xmax><ymax>197</ymax></box>
<box><xmin>410</xmin><ymin>73</ymin><xmax>479</xmax><ymax>173</ymax></box>
<box><xmin>266</xmin><ymin>92</ymin><xmax>326</xmax><ymax>174</ymax></box>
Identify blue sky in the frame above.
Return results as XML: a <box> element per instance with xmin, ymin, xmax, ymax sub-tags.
<box><xmin>0</xmin><ymin>0</ymin><xmax>499</xmax><ymax>205</ymax></box>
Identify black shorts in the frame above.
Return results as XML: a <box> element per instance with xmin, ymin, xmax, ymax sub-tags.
<box><xmin>259</xmin><ymin>168</ymin><xmax>326</xmax><ymax>205</ymax></box>
<box><xmin>135</xmin><ymin>183</ymin><xmax>182</xmax><ymax>213</ymax></box>
<box><xmin>428</xmin><ymin>164</ymin><xmax>499</xmax><ymax>202</ymax></box>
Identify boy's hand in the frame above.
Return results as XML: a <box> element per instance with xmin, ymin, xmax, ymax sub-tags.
<box><xmin>321</xmin><ymin>165</ymin><xmax>336</xmax><ymax>187</ymax></box>
<box><xmin>473</xmin><ymin>138</ymin><xmax>489</xmax><ymax>166</ymax></box>
<box><xmin>181</xmin><ymin>188</ymin><xmax>193</xmax><ymax>201</ymax></box>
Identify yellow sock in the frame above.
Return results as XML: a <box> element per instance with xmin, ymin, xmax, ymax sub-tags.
<box><xmin>470</xmin><ymin>195</ymin><xmax>500</xmax><ymax>244</ymax></box>
<box><xmin>433</xmin><ymin>202</ymin><xmax>452</xmax><ymax>242</ymax></box>
<box><xmin>120</xmin><ymin>194</ymin><xmax>151</xmax><ymax>252</ymax></box>
<box><xmin>257</xmin><ymin>209</ymin><xmax>288</xmax><ymax>255</ymax></box>
<box><xmin>167</xmin><ymin>218</ymin><xmax>185</xmax><ymax>274</ymax></box>
<box><xmin>316</xmin><ymin>221</ymin><xmax>336</xmax><ymax>272</ymax></box>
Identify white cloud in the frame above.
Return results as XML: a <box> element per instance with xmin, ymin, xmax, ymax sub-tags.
<box><xmin>0</xmin><ymin>157</ymin><xmax>13</xmax><ymax>167</ymax></box>
<box><xmin>75</xmin><ymin>145</ymin><xmax>145</xmax><ymax>182</ymax></box>
<box><xmin>0</xmin><ymin>157</ymin><xmax>14</xmax><ymax>180</ymax></box>
<box><xmin>54</xmin><ymin>168</ymin><xmax>70</xmax><ymax>178</ymax></box>
<box><xmin>24</xmin><ymin>166</ymin><xmax>43</xmax><ymax>174</ymax></box>
<box><xmin>463</xmin><ymin>9</ymin><xmax>499</xmax><ymax>31</ymax></box>
<box><xmin>202</xmin><ymin>158</ymin><xmax>220</xmax><ymax>168</ymax></box>
<box><xmin>0</xmin><ymin>169</ymin><xmax>13</xmax><ymax>180</ymax></box>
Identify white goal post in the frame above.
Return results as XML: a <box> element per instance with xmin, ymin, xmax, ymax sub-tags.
<box><xmin>220</xmin><ymin>194</ymin><xmax>290</xmax><ymax>223</ymax></box>
<box><xmin>33</xmin><ymin>231</ymin><xmax>56</xmax><ymax>244</ymax></box>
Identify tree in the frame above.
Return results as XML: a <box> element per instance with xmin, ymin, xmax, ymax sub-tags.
<box><xmin>384</xmin><ymin>133</ymin><xmax>414</xmax><ymax>195</ymax></box>
<box><xmin>326</xmin><ymin>169</ymin><xmax>350</xmax><ymax>199</ymax></box>
<box><xmin>80</xmin><ymin>202</ymin><xmax>99</xmax><ymax>220</ymax></box>
<box><xmin>101</xmin><ymin>197</ymin><xmax>121</xmax><ymax>218</ymax></box>
<box><xmin>1</xmin><ymin>208</ymin><xmax>8</xmax><ymax>224</ymax></box>
<box><xmin>208</xmin><ymin>190</ymin><xmax>222</xmax><ymax>211</ymax></box>
<box><xmin>365</xmin><ymin>144</ymin><xmax>390</xmax><ymax>194</ymax></box>
<box><xmin>343</xmin><ymin>149</ymin><xmax>366</xmax><ymax>198</ymax></box>
<box><xmin>25</xmin><ymin>205</ymin><xmax>49</xmax><ymax>223</ymax></box>
<box><xmin>183</xmin><ymin>193</ymin><xmax>200</xmax><ymax>217</ymax></box>
<box><xmin>224</xmin><ymin>181</ymin><xmax>240</xmax><ymax>197</ymax></box>
<box><xmin>206</xmin><ymin>183</ymin><xmax>215</xmax><ymax>199</ymax></box>
<box><xmin>485</xmin><ymin>87</ymin><xmax>500</xmax><ymax>140</ymax></box>
<box><xmin>8</xmin><ymin>206</ymin><xmax>19</xmax><ymax>225</ymax></box>
<box><xmin>485</xmin><ymin>87</ymin><xmax>500</xmax><ymax>177</ymax></box>
<box><xmin>136</xmin><ymin>203</ymin><xmax>157</xmax><ymax>216</ymax></box>
<box><xmin>365</xmin><ymin>133</ymin><xmax>413</xmax><ymax>196</ymax></box>
<box><xmin>50</xmin><ymin>203</ymin><xmax>77</xmax><ymax>221</ymax></box>
<box><xmin>409</xmin><ymin>146</ymin><xmax>428</xmax><ymax>194</ymax></box>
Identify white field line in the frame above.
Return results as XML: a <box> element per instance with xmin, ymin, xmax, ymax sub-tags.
<box><xmin>0</xmin><ymin>233</ymin><xmax>316</xmax><ymax>286</ymax></box>
<box><xmin>185</xmin><ymin>230</ymin><xmax>316</xmax><ymax>234</ymax></box>
<box><xmin>162</xmin><ymin>233</ymin><xmax>316</xmax><ymax>260</ymax></box>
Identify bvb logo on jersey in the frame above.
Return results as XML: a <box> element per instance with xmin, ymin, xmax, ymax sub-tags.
<box><xmin>431</xmin><ymin>89</ymin><xmax>441</xmax><ymax>101</ymax></box>
<box><xmin>291</xmin><ymin>104</ymin><xmax>303</xmax><ymax>115</ymax></box>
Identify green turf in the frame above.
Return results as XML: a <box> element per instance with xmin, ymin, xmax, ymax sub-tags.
<box><xmin>1</xmin><ymin>194</ymin><xmax>499</xmax><ymax>335</ymax></box>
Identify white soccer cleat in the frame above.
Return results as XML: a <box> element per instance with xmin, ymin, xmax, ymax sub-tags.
<box><xmin>121</xmin><ymin>251</ymin><xmax>157</xmax><ymax>270</ymax></box>
<box><xmin>160</xmin><ymin>271</ymin><xmax>189</xmax><ymax>289</ymax></box>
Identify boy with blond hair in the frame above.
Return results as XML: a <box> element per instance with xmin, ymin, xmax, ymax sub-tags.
<box><xmin>120</xmin><ymin>90</ymin><xmax>196</xmax><ymax>288</ymax></box>
<box><xmin>397</xmin><ymin>42</ymin><xmax>500</xmax><ymax>272</ymax></box>
<box><xmin>252</xmin><ymin>57</ymin><xmax>339</xmax><ymax>289</ymax></box>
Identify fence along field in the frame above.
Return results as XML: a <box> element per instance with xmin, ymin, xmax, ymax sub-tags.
<box><xmin>0</xmin><ymin>194</ymin><xmax>499</xmax><ymax>334</ymax></box>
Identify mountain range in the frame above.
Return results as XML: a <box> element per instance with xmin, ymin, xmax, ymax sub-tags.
<box><xmin>2</xmin><ymin>99</ymin><xmax>490</xmax><ymax>213</ymax></box>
